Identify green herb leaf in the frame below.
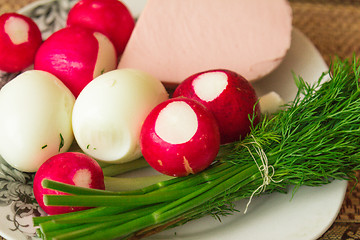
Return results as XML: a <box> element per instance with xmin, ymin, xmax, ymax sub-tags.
<box><xmin>58</xmin><ymin>133</ymin><xmax>64</xmax><ymax>152</ymax></box>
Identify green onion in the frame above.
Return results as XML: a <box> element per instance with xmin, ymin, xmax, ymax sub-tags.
<box><xmin>34</xmin><ymin>56</ymin><xmax>360</xmax><ymax>239</ymax></box>
<box><xmin>43</xmin><ymin>185</ymin><xmax>202</xmax><ymax>207</ymax></box>
<box><xmin>104</xmin><ymin>174</ymin><xmax>174</xmax><ymax>191</ymax></box>
<box><xmin>101</xmin><ymin>157</ymin><xmax>150</xmax><ymax>177</ymax></box>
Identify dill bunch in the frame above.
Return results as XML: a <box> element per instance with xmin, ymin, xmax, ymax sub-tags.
<box><xmin>246</xmin><ymin>56</ymin><xmax>360</xmax><ymax>187</ymax></box>
<box><xmin>33</xmin><ymin>57</ymin><xmax>360</xmax><ymax>240</ymax></box>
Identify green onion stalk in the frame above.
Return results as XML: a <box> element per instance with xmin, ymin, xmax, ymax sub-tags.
<box><xmin>33</xmin><ymin>57</ymin><xmax>360</xmax><ymax>240</ymax></box>
<box><xmin>68</xmin><ymin>143</ymin><xmax>172</xmax><ymax>191</ymax></box>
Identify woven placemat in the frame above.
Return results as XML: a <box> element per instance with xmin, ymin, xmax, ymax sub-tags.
<box><xmin>1</xmin><ymin>0</ymin><xmax>360</xmax><ymax>239</ymax></box>
<box><xmin>290</xmin><ymin>0</ymin><xmax>360</xmax><ymax>66</ymax></box>
<box><xmin>0</xmin><ymin>0</ymin><xmax>37</xmax><ymax>15</ymax></box>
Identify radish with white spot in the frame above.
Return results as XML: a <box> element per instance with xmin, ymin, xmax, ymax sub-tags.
<box><xmin>0</xmin><ymin>13</ymin><xmax>42</xmax><ymax>72</ymax></box>
<box><xmin>67</xmin><ymin>0</ymin><xmax>135</xmax><ymax>56</ymax></box>
<box><xmin>173</xmin><ymin>69</ymin><xmax>260</xmax><ymax>144</ymax></box>
<box><xmin>33</xmin><ymin>152</ymin><xmax>105</xmax><ymax>215</ymax></box>
<box><xmin>140</xmin><ymin>97</ymin><xmax>220</xmax><ymax>177</ymax></box>
<box><xmin>34</xmin><ymin>26</ymin><xmax>117</xmax><ymax>97</ymax></box>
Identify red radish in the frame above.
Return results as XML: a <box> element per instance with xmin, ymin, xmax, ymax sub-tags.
<box><xmin>67</xmin><ymin>0</ymin><xmax>135</xmax><ymax>56</ymax></box>
<box><xmin>34</xmin><ymin>26</ymin><xmax>117</xmax><ymax>97</ymax></box>
<box><xmin>0</xmin><ymin>13</ymin><xmax>42</xmax><ymax>73</ymax></box>
<box><xmin>173</xmin><ymin>69</ymin><xmax>260</xmax><ymax>144</ymax></box>
<box><xmin>140</xmin><ymin>97</ymin><xmax>220</xmax><ymax>177</ymax></box>
<box><xmin>33</xmin><ymin>152</ymin><xmax>105</xmax><ymax>215</ymax></box>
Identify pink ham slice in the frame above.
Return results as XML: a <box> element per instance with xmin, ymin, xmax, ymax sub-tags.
<box><xmin>118</xmin><ymin>0</ymin><xmax>292</xmax><ymax>86</ymax></box>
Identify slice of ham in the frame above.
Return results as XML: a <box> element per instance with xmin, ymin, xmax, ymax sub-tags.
<box><xmin>118</xmin><ymin>0</ymin><xmax>292</xmax><ymax>86</ymax></box>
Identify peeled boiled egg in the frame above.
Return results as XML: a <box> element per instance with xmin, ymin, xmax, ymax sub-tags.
<box><xmin>72</xmin><ymin>69</ymin><xmax>168</xmax><ymax>163</ymax></box>
<box><xmin>0</xmin><ymin>70</ymin><xmax>75</xmax><ymax>172</ymax></box>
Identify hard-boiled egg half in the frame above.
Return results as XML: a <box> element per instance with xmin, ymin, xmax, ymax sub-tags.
<box><xmin>0</xmin><ymin>70</ymin><xmax>75</xmax><ymax>172</ymax></box>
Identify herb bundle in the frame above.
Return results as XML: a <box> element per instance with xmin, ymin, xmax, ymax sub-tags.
<box><xmin>33</xmin><ymin>57</ymin><xmax>360</xmax><ymax>240</ymax></box>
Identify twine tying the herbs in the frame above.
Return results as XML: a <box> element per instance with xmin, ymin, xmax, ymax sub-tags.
<box><xmin>241</xmin><ymin>134</ymin><xmax>282</xmax><ymax>214</ymax></box>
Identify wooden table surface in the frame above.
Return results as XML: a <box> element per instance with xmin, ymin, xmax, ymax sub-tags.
<box><xmin>1</xmin><ymin>0</ymin><xmax>360</xmax><ymax>239</ymax></box>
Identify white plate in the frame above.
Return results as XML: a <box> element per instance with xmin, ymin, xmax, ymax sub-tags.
<box><xmin>0</xmin><ymin>1</ymin><xmax>347</xmax><ymax>240</ymax></box>
<box><xmin>146</xmin><ymin>27</ymin><xmax>347</xmax><ymax>240</ymax></box>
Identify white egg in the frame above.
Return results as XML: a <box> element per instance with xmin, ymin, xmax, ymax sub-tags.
<box><xmin>0</xmin><ymin>70</ymin><xmax>75</xmax><ymax>172</ymax></box>
<box><xmin>72</xmin><ymin>69</ymin><xmax>168</xmax><ymax>163</ymax></box>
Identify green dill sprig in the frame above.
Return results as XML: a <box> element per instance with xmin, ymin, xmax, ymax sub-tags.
<box><xmin>33</xmin><ymin>57</ymin><xmax>360</xmax><ymax>240</ymax></box>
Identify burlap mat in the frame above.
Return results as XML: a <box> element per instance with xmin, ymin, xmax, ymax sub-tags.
<box><xmin>291</xmin><ymin>0</ymin><xmax>360</xmax><ymax>66</ymax></box>
<box><xmin>1</xmin><ymin>0</ymin><xmax>360</xmax><ymax>239</ymax></box>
